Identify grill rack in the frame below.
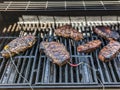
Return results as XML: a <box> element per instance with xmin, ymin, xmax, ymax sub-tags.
<box><xmin>17</xmin><ymin>16</ymin><xmax>120</xmax><ymax>29</ymax></box>
<box><xmin>0</xmin><ymin>16</ymin><xmax>120</xmax><ymax>89</ymax></box>
<box><xmin>0</xmin><ymin>1</ymin><xmax>120</xmax><ymax>11</ymax></box>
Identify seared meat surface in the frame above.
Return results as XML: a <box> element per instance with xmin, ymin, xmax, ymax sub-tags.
<box><xmin>40</xmin><ymin>41</ymin><xmax>70</xmax><ymax>66</ymax></box>
<box><xmin>1</xmin><ymin>35</ymin><xmax>36</xmax><ymax>58</ymax></box>
<box><xmin>77</xmin><ymin>40</ymin><xmax>101</xmax><ymax>53</ymax></box>
<box><xmin>55</xmin><ymin>25</ymin><xmax>83</xmax><ymax>41</ymax></box>
<box><xmin>94</xmin><ymin>26</ymin><xmax>120</xmax><ymax>40</ymax></box>
<box><xmin>99</xmin><ymin>40</ymin><xmax>120</xmax><ymax>62</ymax></box>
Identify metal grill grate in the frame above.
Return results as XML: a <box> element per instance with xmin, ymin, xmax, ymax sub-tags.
<box><xmin>0</xmin><ymin>1</ymin><xmax>120</xmax><ymax>11</ymax></box>
<box><xmin>0</xmin><ymin>16</ymin><xmax>120</xmax><ymax>88</ymax></box>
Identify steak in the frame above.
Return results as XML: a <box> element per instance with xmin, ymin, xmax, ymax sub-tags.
<box><xmin>77</xmin><ymin>40</ymin><xmax>102</xmax><ymax>53</ymax></box>
<box><xmin>99</xmin><ymin>40</ymin><xmax>120</xmax><ymax>62</ymax></box>
<box><xmin>40</xmin><ymin>41</ymin><xmax>70</xmax><ymax>66</ymax></box>
<box><xmin>94</xmin><ymin>26</ymin><xmax>120</xmax><ymax>41</ymax></box>
<box><xmin>1</xmin><ymin>35</ymin><xmax>36</xmax><ymax>58</ymax></box>
<box><xmin>55</xmin><ymin>24</ymin><xmax>83</xmax><ymax>41</ymax></box>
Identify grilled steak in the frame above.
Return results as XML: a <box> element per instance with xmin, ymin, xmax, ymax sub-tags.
<box><xmin>55</xmin><ymin>24</ymin><xmax>83</xmax><ymax>41</ymax></box>
<box><xmin>94</xmin><ymin>26</ymin><xmax>120</xmax><ymax>40</ymax></box>
<box><xmin>1</xmin><ymin>35</ymin><xmax>36</xmax><ymax>58</ymax></box>
<box><xmin>40</xmin><ymin>41</ymin><xmax>70</xmax><ymax>66</ymax></box>
<box><xmin>77</xmin><ymin>40</ymin><xmax>102</xmax><ymax>53</ymax></box>
<box><xmin>99</xmin><ymin>40</ymin><xmax>120</xmax><ymax>62</ymax></box>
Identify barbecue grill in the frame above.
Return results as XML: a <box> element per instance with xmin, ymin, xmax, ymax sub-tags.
<box><xmin>0</xmin><ymin>0</ymin><xmax>120</xmax><ymax>90</ymax></box>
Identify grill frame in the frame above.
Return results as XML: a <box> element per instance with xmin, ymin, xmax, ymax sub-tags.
<box><xmin>0</xmin><ymin>17</ymin><xmax>120</xmax><ymax>89</ymax></box>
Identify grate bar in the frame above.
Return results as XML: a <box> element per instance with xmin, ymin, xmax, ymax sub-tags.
<box><xmin>35</xmin><ymin>52</ymin><xmax>42</xmax><ymax>83</ymax></box>
<box><xmin>12</xmin><ymin>57</ymin><xmax>22</xmax><ymax>83</ymax></box>
<box><xmin>23</xmin><ymin>58</ymin><xmax>34</xmax><ymax>83</ymax></box>
<box><xmin>41</xmin><ymin>56</ymin><xmax>46</xmax><ymax>83</ymax></box>
<box><xmin>113</xmin><ymin>58</ymin><xmax>120</xmax><ymax>81</ymax></box>
<box><xmin>17</xmin><ymin>58</ymin><xmax>28</xmax><ymax>83</ymax></box>
<box><xmin>82</xmin><ymin>1</ymin><xmax>86</xmax><ymax>10</ymax></box>
<box><xmin>45</xmin><ymin>1</ymin><xmax>48</xmax><ymax>9</ymax></box>
<box><xmin>43</xmin><ymin>58</ymin><xmax>50</xmax><ymax>83</ymax></box>
<box><xmin>108</xmin><ymin>62</ymin><xmax>117</xmax><ymax>82</ymax></box>
<box><xmin>25</xmin><ymin>1</ymin><xmax>30</xmax><ymax>10</ymax></box>
<box><xmin>5</xmin><ymin>1</ymin><xmax>12</xmax><ymax>11</ymax></box>
<box><xmin>2</xmin><ymin>61</ymin><xmax>13</xmax><ymax>84</ymax></box>
<box><xmin>64</xmin><ymin>39</ymin><xmax>68</xmax><ymax>83</ymax></box>
<box><xmin>69</xmin><ymin>40</ymin><xmax>74</xmax><ymax>83</ymax></box>
<box><xmin>30</xmin><ymin>38</ymin><xmax>39</xmax><ymax>84</ymax></box>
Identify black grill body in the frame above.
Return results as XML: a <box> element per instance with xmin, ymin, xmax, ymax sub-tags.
<box><xmin>0</xmin><ymin>1</ymin><xmax>120</xmax><ymax>90</ymax></box>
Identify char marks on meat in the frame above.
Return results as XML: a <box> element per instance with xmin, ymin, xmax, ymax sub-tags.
<box><xmin>99</xmin><ymin>40</ymin><xmax>120</xmax><ymax>62</ymax></box>
<box><xmin>94</xmin><ymin>26</ymin><xmax>120</xmax><ymax>40</ymax></box>
<box><xmin>77</xmin><ymin>40</ymin><xmax>102</xmax><ymax>53</ymax></box>
<box><xmin>40</xmin><ymin>41</ymin><xmax>70</xmax><ymax>66</ymax></box>
<box><xmin>55</xmin><ymin>24</ymin><xmax>83</xmax><ymax>41</ymax></box>
<box><xmin>1</xmin><ymin>35</ymin><xmax>36</xmax><ymax>58</ymax></box>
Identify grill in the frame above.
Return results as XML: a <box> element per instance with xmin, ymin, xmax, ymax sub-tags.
<box><xmin>0</xmin><ymin>1</ymin><xmax>120</xmax><ymax>11</ymax></box>
<box><xmin>0</xmin><ymin>0</ymin><xmax>120</xmax><ymax>90</ymax></box>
